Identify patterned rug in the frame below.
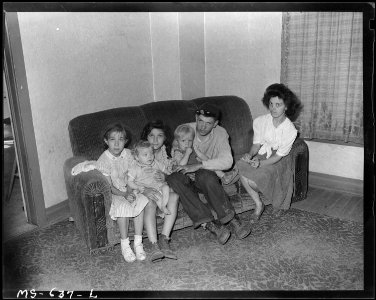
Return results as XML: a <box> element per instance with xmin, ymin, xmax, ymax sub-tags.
<box><xmin>2</xmin><ymin>206</ymin><xmax>363</xmax><ymax>295</ymax></box>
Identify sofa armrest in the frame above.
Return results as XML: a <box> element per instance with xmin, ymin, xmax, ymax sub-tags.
<box><xmin>63</xmin><ymin>156</ymin><xmax>113</xmax><ymax>253</ymax></box>
<box><xmin>289</xmin><ymin>138</ymin><xmax>309</xmax><ymax>202</ymax></box>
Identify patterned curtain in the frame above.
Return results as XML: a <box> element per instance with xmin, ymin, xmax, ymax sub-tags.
<box><xmin>281</xmin><ymin>12</ymin><xmax>363</xmax><ymax>144</ymax></box>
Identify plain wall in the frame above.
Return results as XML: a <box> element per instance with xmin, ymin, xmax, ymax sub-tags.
<box><xmin>205</xmin><ymin>12</ymin><xmax>282</xmax><ymax>119</ymax></box>
<box><xmin>150</xmin><ymin>13</ymin><xmax>182</xmax><ymax>100</ymax></box>
<box><xmin>16</xmin><ymin>12</ymin><xmax>363</xmax><ymax>209</ymax></box>
<box><xmin>18</xmin><ymin>12</ymin><xmax>155</xmax><ymax>208</ymax></box>
<box><xmin>305</xmin><ymin>141</ymin><xmax>363</xmax><ymax>180</ymax></box>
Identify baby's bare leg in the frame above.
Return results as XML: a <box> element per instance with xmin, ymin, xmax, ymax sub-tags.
<box><xmin>160</xmin><ymin>184</ymin><xmax>171</xmax><ymax>215</ymax></box>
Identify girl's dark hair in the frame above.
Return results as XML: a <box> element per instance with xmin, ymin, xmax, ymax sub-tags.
<box><xmin>140</xmin><ymin>120</ymin><xmax>173</xmax><ymax>157</ymax></box>
<box><xmin>261</xmin><ymin>83</ymin><xmax>303</xmax><ymax>121</ymax></box>
<box><xmin>103</xmin><ymin>123</ymin><xmax>128</xmax><ymax>149</ymax></box>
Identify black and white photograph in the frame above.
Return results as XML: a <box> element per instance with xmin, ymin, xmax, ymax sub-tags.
<box><xmin>2</xmin><ymin>2</ymin><xmax>374</xmax><ymax>298</ymax></box>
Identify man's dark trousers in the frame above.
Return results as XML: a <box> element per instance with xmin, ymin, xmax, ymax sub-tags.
<box><xmin>166</xmin><ymin>169</ymin><xmax>235</xmax><ymax>228</ymax></box>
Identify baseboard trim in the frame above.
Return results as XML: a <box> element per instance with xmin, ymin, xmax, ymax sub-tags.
<box><xmin>45</xmin><ymin>199</ymin><xmax>70</xmax><ymax>227</ymax></box>
<box><xmin>309</xmin><ymin>172</ymin><xmax>363</xmax><ymax>196</ymax></box>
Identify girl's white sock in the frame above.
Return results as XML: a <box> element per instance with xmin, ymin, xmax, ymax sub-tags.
<box><xmin>134</xmin><ymin>235</ymin><xmax>142</xmax><ymax>246</ymax></box>
<box><xmin>133</xmin><ymin>235</ymin><xmax>146</xmax><ymax>261</ymax></box>
<box><xmin>121</xmin><ymin>238</ymin><xmax>136</xmax><ymax>262</ymax></box>
<box><xmin>121</xmin><ymin>237</ymin><xmax>130</xmax><ymax>245</ymax></box>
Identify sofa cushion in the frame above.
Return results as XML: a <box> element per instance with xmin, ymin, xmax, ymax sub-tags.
<box><xmin>68</xmin><ymin>96</ymin><xmax>253</xmax><ymax>162</ymax></box>
<box><xmin>141</xmin><ymin>100</ymin><xmax>197</xmax><ymax>136</ymax></box>
<box><xmin>68</xmin><ymin>106</ymin><xmax>148</xmax><ymax>160</ymax></box>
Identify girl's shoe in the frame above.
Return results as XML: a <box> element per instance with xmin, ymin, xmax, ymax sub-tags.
<box><xmin>250</xmin><ymin>202</ymin><xmax>265</xmax><ymax>224</ymax></box>
<box><xmin>158</xmin><ymin>235</ymin><xmax>177</xmax><ymax>260</ymax></box>
<box><xmin>150</xmin><ymin>242</ymin><xmax>164</xmax><ymax>263</ymax></box>
<box><xmin>134</xmin><ymin>243</ymin><xmax>146</xmax><ymax>261</ymax></box>
<box><xmin>121</xmin><ymin>239</ymin><xmax>136</xmax><ymax>263</ymax></box>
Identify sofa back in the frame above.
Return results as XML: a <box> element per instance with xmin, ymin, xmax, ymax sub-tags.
<box><xmin>68</xmin><ymin>96</ymin><xmax>253</xmax><ymax>161</ymax></box>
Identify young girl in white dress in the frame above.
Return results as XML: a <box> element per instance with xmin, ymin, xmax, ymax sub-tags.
<box><xmin>72</xmin><ymin>123</ymin><xmax>149</xmax><ymax>263</ymax></box>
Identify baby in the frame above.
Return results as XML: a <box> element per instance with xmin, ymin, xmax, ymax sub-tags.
<box><xmin>128</xmin><ymin>140</ymin><xmax>171</xmax><ymax>215</ymax></box>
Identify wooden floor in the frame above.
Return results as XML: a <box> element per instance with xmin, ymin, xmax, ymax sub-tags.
<box><xmin>291</xmin><ymin>186</ymin><xmax>363</xmax><ymax>223</ymax></box>
<box><xmin>3</xmin><ymin>179</ymin><xmax>37</xmax><ymax>242</ymax></box>
<box><xmin>3</xmin><ymin>179</ymin><xmax>363</xmax><ymax>242</ymax></box>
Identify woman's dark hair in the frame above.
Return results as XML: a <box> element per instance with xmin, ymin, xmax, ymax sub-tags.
<box><xmin>140</xmin><ymin>120</ymin><xmax>173</xmax><ymax>157</ymax></box>
<box><xmin>261</xmin><ymin>83</ymin><xmax>303</xmax><ymax>121</ymax></box>
<box><xmin>102</xmin><ymin>123</ymin><xmax>128</xmax><ymax>149</ymax></box>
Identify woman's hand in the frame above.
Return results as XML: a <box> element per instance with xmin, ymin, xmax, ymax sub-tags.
<box><xmin>241</xmin><ymin>153</ymin><xmax>253</xmax><ymax>164</ymax></box>
<box><xmin>250</xmin><ymin>157</ymin><xmax>260</xmax><ymax>168</ymax></box>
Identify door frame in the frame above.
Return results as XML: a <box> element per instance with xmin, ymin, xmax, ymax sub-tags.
<box><xmin>3</xmin><ymin>12</ymin><xmax>47</xmax><ymax>227</ymax></box>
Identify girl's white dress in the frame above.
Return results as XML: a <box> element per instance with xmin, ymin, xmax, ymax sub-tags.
<box><xmin>95</xmin><ymin>148</ymin><xmax>149</xmax><ymax>220</ymax></box>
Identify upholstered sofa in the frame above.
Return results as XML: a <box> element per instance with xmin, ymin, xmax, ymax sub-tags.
<box><xmin>63</xmin><ymin>96</ymin><xmax>308</xmax><ymax>254</ymax></box>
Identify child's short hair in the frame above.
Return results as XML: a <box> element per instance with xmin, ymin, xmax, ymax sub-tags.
<box><xmin>174</xmin><ymin>124</ymin><xmax>195</xmax><ymax>140</ymax></box>
<box><xmin>132</xmin><ymin>140</ymin><xmax>153</xmax><ymax>156</ymax></box>
<box><xmin>103</xmin><ymin>123</ymin><xmax>127</xmax><ymax>140</ymax></box>
<box><xmin>103</xmin><ymin>123</ymin><xmax>128</xmax><ymax>149</ymax></box>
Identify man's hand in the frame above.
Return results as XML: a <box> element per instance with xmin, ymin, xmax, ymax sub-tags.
<box><xmin>175</xmin><ymin>163</ymin><xmax>202</xmax><ymax>174</ymax></box>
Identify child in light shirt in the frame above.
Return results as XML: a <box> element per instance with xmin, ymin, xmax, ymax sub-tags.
<box><xmin>128</xmin><ymin>140</ymin><xmax>171</xmax><ymax>216</ymax></box>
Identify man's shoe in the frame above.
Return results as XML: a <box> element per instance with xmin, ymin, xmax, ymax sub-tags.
<box><xmin>158</xmin><ymin>235</ymin><xmax>177</xmax><ymax>260</ymax></box>
<box><xmin>227</xmin><ymin>216</ymin><xmax>252</xmax><ymax>239</ymax></box>
<box><xmin>205</xmin><ymin>221</ymin><xmax>231</xmax><ymax>245</ymax></box>
<box><xmin>149</xmin><ymin>242</ymin><xmax>164</xmax><ymax>263</ymax></box>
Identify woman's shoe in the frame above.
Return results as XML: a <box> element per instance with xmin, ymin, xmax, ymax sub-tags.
<box><xmin>221</xmin><ymin>167</ymin><xmax>240</xmax><ymax>185</ymax></box>
<box><xmin>249</xmin><ymin>202</ymin><xmax>265</xmax><ymax>224</ymax></box>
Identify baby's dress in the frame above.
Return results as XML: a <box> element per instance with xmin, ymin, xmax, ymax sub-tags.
<box><xmin>128</xmin><ymin>160</ymin><xmax>167</xmax><ymax>194</ymax></box>
<box><xmin>144</xmin><ymin>146</ymin><xmax>173</xmax><ymax>218</ymax></box>
<box><xmin>96</xmin><ymin>148</ymin><xmax>149</xmax><ymax>220</ymax></box>
<box><xmin>154</xmin><ymin>145</ymin><xmax>174</xmax><ymax>175</ymax></box>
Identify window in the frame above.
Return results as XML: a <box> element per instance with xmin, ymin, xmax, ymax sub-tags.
<box><xmin>281</xmin><ymin>12</ymin><xmax>363</xmax><ymax>144</ymax></box>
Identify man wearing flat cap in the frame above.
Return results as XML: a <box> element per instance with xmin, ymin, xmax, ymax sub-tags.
<box><xmin>167</xmin><ymin>102</ymin><xmax>252</xmax><ymax>244</ymax></box>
